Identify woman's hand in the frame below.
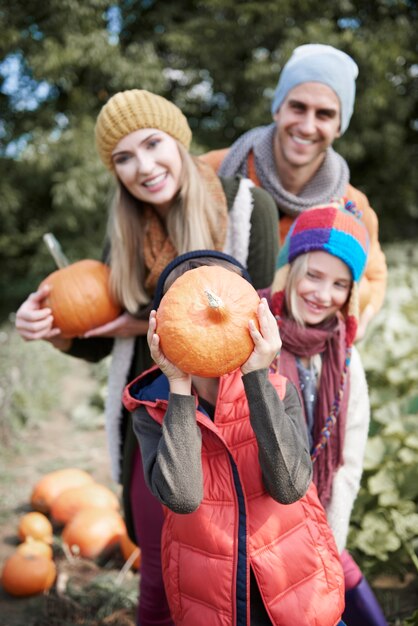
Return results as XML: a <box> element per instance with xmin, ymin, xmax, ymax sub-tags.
<box><xmin>83</xmin><ymin>311</ymin><xmax>149</xmax><ymax>339</ymax></box>
<box><xmin>15</xmin><ymin>285</ymin><xmax>71</xmax><ymax>350</ymax></box>
<box><xmin>241</xmin><ymin>298</ymin><xmax>282</xmax><ymax>375</ymax></box>
<box><xmin>147</xmin><ymin>311</ymin><xmax>191</xmax><ymax>394</ymax></box>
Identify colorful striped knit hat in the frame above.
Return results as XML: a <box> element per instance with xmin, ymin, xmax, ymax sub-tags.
<box><xmin>277</xmin><ymin>199</ymin><xmax>368</xmax><ymax>280</ymax></box>
<box><xmin>271</xmin><ymin>199</ymin><xmax>369</xmax><ymax>345</ymax></box>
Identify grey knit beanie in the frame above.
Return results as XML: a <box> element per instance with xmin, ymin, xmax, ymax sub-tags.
<box><xmin>271</xmin><ymin>44</ymin><xmax>359</xmax><ymax>134</ymax></box>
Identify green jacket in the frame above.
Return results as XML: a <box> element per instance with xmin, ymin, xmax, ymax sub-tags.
<box><xmin>67</xmin><ymin>175</ymin><xmax>279</xmax><ymax>539</ymax></box>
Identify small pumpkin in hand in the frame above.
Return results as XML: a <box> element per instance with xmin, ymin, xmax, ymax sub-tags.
<box><xmin>39</xmin><ymin>259</ymin><xmax>121</xmax><ymax>338</ymax></box>
<box><xmin>156</xmin><ymin>265</ymin><xmax>260</xmax><ymax>377</ymax></box>
<box><xmin>1</xmin><ymin>553</ymin><xmax>56</xmax><ymax>596</ymax></box>
<box><xmin>31</xmin><ymin>467</ymin><xmax>95</xmax><ymax>514</ymax></box>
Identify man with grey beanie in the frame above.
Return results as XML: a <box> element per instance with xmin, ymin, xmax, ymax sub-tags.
<box><xmin>201</xmin><ymin>43</ymin><xmax>387</xmax><ymax>343</ymax></box>
<box><xmin>201</xmin><ymin>43</ymin><xmax>388</xmax><ymax>626</ymax></box>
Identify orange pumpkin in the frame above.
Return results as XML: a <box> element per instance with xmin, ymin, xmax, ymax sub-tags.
<box><xmin>51</xmin><ymin>482</ymin><xmax>120</xmax><ymax>525</ymax></box>
<box><xmin>1</xmin><ymin>553</ymin><xmax>56</xmax><ymax>596</ymax></box>
<box><xmin>119</xmin><ymin>532</ymin><xmax>141</xmax><ymax>570</ymax></box>
<box><xmin>16</xmin><ymin>538</ymin><xmax>54</xmax><ymax>560</ymax></box>
<box><xmin>62</xmin><ymin>508</ymin><xmax>126</xmax><ymax>559</ymax></box>
<box><xmin>18</xmin><ymin>512</ymin><xmax>53</xmax><ymax>543</ymax></box>
<box><xmin>31</xmin><ymin>467</ymin><xmax>95</xmax><ymax>513</ymax></box>
<box><xmin>39</xmin><ymin>259</ymin><xmax>121</xmax><ymax>338</ymax></box>
<box><xmin>156</xmin><ymin>265</ymin><xmax>260</xmax><ymax>377</ymax></box>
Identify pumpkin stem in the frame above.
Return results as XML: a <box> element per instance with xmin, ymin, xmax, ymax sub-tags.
<box><xmin>204</xmin><ymin>288</ymin><xmax>227</xmax><ymax>319</ymax></box>
<box><xmin>204</xmin><ymin>288</ymin><xmax>223</xmax><ymax>309</ymax></box>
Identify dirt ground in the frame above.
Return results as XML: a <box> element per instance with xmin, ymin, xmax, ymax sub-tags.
<box><xmin>0</xmin><ymin>359</ymin><xmax>138</xmax><ymax>626</ymax></box>
<box><xmin>1</xmin><ymin>359</ymin><xmax>417</xmax><ymax>625</ymax></box>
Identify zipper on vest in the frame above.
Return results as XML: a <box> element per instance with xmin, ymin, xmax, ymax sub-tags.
<box><xmin>228</xmin><ymin>451</ymin><xmax>247</xmax><ymax>626</ymax></box>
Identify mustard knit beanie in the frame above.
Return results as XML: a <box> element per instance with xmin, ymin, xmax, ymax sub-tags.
<box><xmin>95</xmin><ymin>89</ymin><xmax>192</xmax><ymax>170</ymax></box>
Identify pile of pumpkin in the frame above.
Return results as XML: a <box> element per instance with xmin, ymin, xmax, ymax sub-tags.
<box><xmin>1</xmin><ymin>468</ymin><xmax>141</xmax><ymax>597</ymax></box>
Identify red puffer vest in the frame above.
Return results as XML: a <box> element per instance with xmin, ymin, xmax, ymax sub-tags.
<box><xmin>125</xmin><ymin>367</ymin><xmax>344</xmax><ymax>626</ymax></box>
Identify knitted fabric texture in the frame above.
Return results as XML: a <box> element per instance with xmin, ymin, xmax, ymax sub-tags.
<box><xmin>218</xmin><ymin>123</ymin><xmax>349</xmax><ymax>218</ymax></box>
<box><xmin>271</xmin><ymin>44</ymin><xmax>359</xmax><ymax>134</ymax></box>
<box><xmin>95</xmin><ymin>89</ymin><xmax>192</xmax><ymax>170</ymax></box>
<box><xmin>277</xmin><ymin>200</ymin><xmax>369</xmax><ymax>282</ymax></box>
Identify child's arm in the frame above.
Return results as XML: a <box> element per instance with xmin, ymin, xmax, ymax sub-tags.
<box><xmin>243</xmin><ymin>372</ymin><xmax>312</xmax><ymax>504</ymax></box>
<box><xmin>132</xmin><ymin>396</ymin><xmax>204</xmax><ymax>514</ymax></box>
<box><xmin>130</xmin><ymin>310</ymin><xmax>203</xmax><ymax>513</ymax></box>
<box><xmin>241</xmin><ymin>299</ymin><xmax>312</xmax><ymax>504</ymax></box>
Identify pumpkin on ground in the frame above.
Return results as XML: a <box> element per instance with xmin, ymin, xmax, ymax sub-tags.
<box><xmin>1</xmin><ymin>553</ymin><xmax>56</xmax><ymax>596</ymax></box>
<box><xmin>156</xmin><ymin>265</ymin><xmax>260</xmax><ymax>377</ymax></box>
<box><xmin>62</xmin><ymin>507</ymin><xmax>126</xmax><ymax>559</ymax></box>
<box><xmin>39</xmin><ymin>259</ymin><xmax>121</xmax><ymax>338</ymax></box>
<box><xmin>16</xmin><ymin>538</ymin><xmax>54</xmax><ymax>560</ymax></box>
<box><xmin>51</xmin><ymin>482</ymin><xmax>120</xmax><ymax>525</ymax></box>
<box><xmin>31</xmin><ymin>467</ymin><xmax>95</xmax><ymax>514</ymax></box>
<box><xmin>18</xmin><ymin>512</ymin><xmax>53</xmax><ymax>543</ymax></box>
<box><xmin>120</xmin><ymin>532</ymin><xmax>141</xmax><ymax>570</ymax></box>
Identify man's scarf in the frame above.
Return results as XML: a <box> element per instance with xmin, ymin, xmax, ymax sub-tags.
<box><xmin>219</xmin><ymin>123</ymin><xmax>349</xmax><ymax>218</ymax></box>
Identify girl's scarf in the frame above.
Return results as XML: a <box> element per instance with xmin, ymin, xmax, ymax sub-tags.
<box><xmin>271</xmin><ymin>292</ymin><xmax>350</xmax><ymax>507</ymax></box>
<box><xmin>219</xmin><ymin>123</ymin><xmax>349</xmax><ymax>218</ymax></box>
<box><xmin>143</xmin><ymin>160</ymin><xmax>228</xmax><ymax>294</ymax></box>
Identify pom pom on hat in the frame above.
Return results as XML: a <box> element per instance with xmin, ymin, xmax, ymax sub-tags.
<box><xmin>95</xmin><ymin>89</ymin><xmax>192</xmax><ymax>170</ymax></box>
<box><xmin>271</xmin><ymin>44</ymin><xmax>359</xmax><ymax>134</ymax></box>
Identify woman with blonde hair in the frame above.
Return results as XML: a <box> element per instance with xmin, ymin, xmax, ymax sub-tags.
<box><xmin>15</xmin><ymin>89</ymin><xmax>279</xmax><ymax>626</ymax></box>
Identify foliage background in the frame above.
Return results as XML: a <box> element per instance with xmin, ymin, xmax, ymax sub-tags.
<box><xmin>0</xmin><ymin>0</ymin><xmax>417</xmax><ymax>315</ymax></box>
<box><xmin>0</xmin><ymin>1</ymin><xmax>417</xmax><ymax>621</ymax></box>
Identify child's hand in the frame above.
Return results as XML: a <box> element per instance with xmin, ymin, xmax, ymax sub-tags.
<box><xmin>147</xmin><ymin>311</ymin><xmax>192</xmax><ymax>394</ymax></box>
<box><xmin>241</xmin><ymin>299</ymin><xmax>282</xmax><ymax>375</ymax></box>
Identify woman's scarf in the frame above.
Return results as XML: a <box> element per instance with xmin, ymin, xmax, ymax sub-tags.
<box><xmin>271</xmin><ymin>291</ymin><xmax>351</xmax><ymax>507</ymax></box>
<box><xmin>143</xmin><ymin>160</ymin><xmax>228</xmax><ymax>294</ymax></box>
<box><xmin>219</xmin><ymin>123</ymin><xmax>350</xmax><ymax>218</ymax></box>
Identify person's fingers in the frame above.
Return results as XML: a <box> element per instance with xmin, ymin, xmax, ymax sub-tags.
<box><xmin>26</xmin><ymin>285</ymin><xmax>51</xmax><ymax>306</ymax></box>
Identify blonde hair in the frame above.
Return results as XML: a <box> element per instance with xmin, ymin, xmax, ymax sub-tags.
<box><xmin>107</xmin><ymin>142</ymin><xmax>221</xmax><ymax>314</ymax></box>
<box><xmin>285</xmin><ymin>255</ymin><xmax>309</xmax><ymax>326</ymax></box>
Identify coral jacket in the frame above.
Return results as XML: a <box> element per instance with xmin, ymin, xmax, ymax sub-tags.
<box><xmin>200</xmin><ymin>147</ymin><xmax>387</xmax><ymax>314</ymax></box>
<box><xmin>125</xmin><ymin>367</ymin><xmax>345</xmax><ymax>626</ymax></box>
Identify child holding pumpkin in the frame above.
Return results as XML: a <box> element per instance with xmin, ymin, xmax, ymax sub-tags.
<box><xmin>124</xmin><ymin>249</ymin><xmax>346</xmax><ymax>626</ymax></box>
<box><xmin>266</xmin><ymin>200</ymin><xmax>387</xmax><ymax>626</ymax></box>
<box><xmin>15</xmin><ymin>90</ymin><xmax>279</xmax><ymax>626</ymax></box>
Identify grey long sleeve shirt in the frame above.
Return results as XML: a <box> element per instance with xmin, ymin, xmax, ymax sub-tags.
<box><xmin>132</xmin><ymin>369</ymin><xmax>312</xmax><ymax>514</ymax></box>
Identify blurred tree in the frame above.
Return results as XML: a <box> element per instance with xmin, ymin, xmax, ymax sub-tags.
<box><xmin>0</xmin><ymin>0</ymin><xmax>416</xmax><ymax>316</ymax></box>
<box><xmin>0</xmin><ymin>0</ymin><xmax>165</xmax><ymax>314</ymax></box>
<box><xmin>117</xmin><ymin>0</ymin><xmax>417</xmax><ymax>239</ymax></box>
